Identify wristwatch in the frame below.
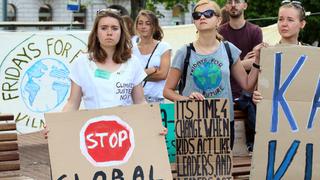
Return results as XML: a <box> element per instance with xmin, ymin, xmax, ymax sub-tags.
<box><xmin>252</xmin><ymin>63</ymin><xmax>260</xmax><ymax>70</ymax></box>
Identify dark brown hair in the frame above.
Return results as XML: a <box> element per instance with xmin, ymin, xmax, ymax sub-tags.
<box><xmin>87</xmin><ymin>9</ymin><xmax>132</xmax><ymax>64</ymax></box>
<box><xmin>135</xmin><ymin>10</ymin><xmax>163</xmax><ymax>41</ymax></box>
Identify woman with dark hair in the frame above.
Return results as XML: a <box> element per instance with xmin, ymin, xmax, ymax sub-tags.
<box><xmin>62</xmin><ymin>9</ymin><xmax>146</xmax><ymax>111</ymax></box>
<box><xmin>132</xmin><ymin>10</ymin><xmax>172</xmax><ymax>103</ymax></box>
<box><xmin>43</xmin><ymin>9</ymin><xmax>168</xmax><ymax>138</ymax></box>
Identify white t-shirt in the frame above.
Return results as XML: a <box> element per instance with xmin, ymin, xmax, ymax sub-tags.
<box><xmin>70</xmin><ymin>54</ymin><xmax>146</xmax><ymax>109</ymax></box>
<box><xmin>132</xmin><ymin>41</ymin><xmax>171</xmax><ymax>98</ymax></box>
<box><xmin>131</xmin><ymin>35</ymin><xmax>139</xmax><ymax>46</ymax></box>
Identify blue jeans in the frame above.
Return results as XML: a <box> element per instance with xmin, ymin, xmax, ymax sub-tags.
<box><xmin>234</xmin><ymin>92</ymin><xmax>256</xmax><ymax>146</ymax></box>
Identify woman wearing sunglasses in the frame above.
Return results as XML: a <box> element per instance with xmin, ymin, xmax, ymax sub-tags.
<box><xmin>163</xmin><ymin>0</ymin><xmax>263</xmax><ymax>148</ymax></box>
<box><xmin>253</xmin><ymin>0</ymin><xmax>308</xmax><ymax>104</ymax></box>
<box><xmin>62</xmin><ymin>9</ymin><xmax>146</xmax><ymax>111</ymax></box>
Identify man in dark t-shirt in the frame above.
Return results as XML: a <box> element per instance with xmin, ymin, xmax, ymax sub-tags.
<box><xmin>219</xmin><ymin>0</ymin><xmax>262</xmax><ymax>99</ymax></box>
<box><xmin>218</xmin><ymin>0</ymin><xmax>263</xmax><ymax>153</ymax></box>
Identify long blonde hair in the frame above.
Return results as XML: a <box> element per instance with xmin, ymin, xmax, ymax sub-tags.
<box><xmin>193</xmin><ymin>0</ymin><xmax>224</xmax><ymax>41</ymax></box>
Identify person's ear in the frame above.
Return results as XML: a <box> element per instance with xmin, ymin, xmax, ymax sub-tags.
<box><xmin>300</xmin><ymin>20</ymin><xmax>306</xmax><ymax>29</ymax></box>
<box><xmin>217</xmin><ymin>16</ymin><xmax>222</xmax><ymax>27</ymax></box>
<box><xmin>243</xmin><ymin>2</ymin><xmax>248</xmax><ymax>10</ymax></box>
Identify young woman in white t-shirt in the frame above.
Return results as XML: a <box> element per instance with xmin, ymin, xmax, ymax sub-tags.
<box><xmin>43</xmin><ymin>9</ymin><xmax>167</xmax><ymax>137</ymax></box>
<box><xmin>133</xmin><ymin>10</ymin><xmax>172</xmax><ymax>103</ymax></box>
<box><xmin>63</xmin><ymin>9</ymin><xmax>146</xmax><ymax>111</ymax></box>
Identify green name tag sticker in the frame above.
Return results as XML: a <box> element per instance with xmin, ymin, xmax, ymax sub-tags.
<box><xmin>94</xmin><ymin>69</ymin><xmax>111</xmax><ymax>79</ymax></box>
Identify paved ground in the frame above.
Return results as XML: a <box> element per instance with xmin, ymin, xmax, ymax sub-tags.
<box><xmin>0</xmin><ymin>132</ymin><xmax>51</xmax><ymax>180</ymax></box>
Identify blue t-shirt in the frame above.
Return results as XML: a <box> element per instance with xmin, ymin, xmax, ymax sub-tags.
<box><xmin>171</xmin><ymin>41</ymin><xmax>241</xmax><ymax>121</ymax></box>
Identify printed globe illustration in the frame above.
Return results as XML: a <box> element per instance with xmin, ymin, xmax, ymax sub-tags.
<box><xmin>21</xmin><ymin>58</ymin><xmax>70</xmax><ymax>112</ymax></box>
<box><xmin>193</xmin><ymin>61</ymin><xmax>222</xmax><ymax>91</ymax></box>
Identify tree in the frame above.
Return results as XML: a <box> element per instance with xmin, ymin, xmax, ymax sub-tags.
<box><xmin>300</xmin><ymin>0</ymin><xmax>320</xmax><ymax>44</ymax></box>
<box><xmin>245</xmin><ymin>0</ymin><xmax>320</xmax><ymax>45</ymax></box>
<box><xmin>131</xmin><ymin>0</ymin><xmax>197</xmax><ymax>19</ymax></box>
<box><xmin>131</xmin><ymin>0</ymin><xmax>147</xmax><ymax>19</ymax></box>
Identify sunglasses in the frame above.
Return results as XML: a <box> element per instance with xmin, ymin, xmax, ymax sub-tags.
<box><xmin>281</xmin><ymin>0</ymin><xmax>306</xmax><ymax>18</ymax></box>
<box><xmin>96</xmin><ymin>8</ymin><xmax>121</xmax><ymax>15</ymax></box>
<box><xmin>226</xmin><ymin>0</ymin><xmax>245</xmax><ymax>4</ymax></box>
<box><xmin>281</xmin><ymin>0</ymin><xmax>301</xmax><ymax>5</ymax></box>
<box><xmin>192</xmin><ymin>9</ymin><xmax>216</xmax><ymax>20</ymax></box>
<box><xmin>281</xmin><ymin>0</ymin><xmax>304</xmax><ymax>9</ymax></box>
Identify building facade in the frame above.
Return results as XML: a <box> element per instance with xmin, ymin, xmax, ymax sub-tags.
<box><xmin>0</xmin><ymin>0</ymin><xmax>194</xmax><ymax>30</ymax></box>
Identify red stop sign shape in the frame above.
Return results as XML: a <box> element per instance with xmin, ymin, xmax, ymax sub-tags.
<box><xmin>80</xmin><ymin>115</ymin><xmax>134</xmax><ymax>167</ymax></box>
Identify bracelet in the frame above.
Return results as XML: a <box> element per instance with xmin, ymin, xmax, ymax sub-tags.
<box><xmin>252</xmin><ymin>63</ymin><xmax>260</xmax><ymax>70</ymax></box>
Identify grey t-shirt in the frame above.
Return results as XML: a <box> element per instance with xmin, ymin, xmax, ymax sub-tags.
<box><xmin>172</xmin><ymin>41</ymin><xmax>241</xmax><ymax>121</ymax></box>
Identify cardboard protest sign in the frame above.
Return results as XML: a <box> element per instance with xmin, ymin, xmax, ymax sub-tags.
<box><xmin>0</xmin><ymin>31</ymin><xmax>87</xmax><ymax>133</ymax></box>
<box><xmin>45</xmin><ymin>104</ymin><xmax>172</xmax><ymax>179</ymax></box>
<box><xmin>175</xmin><ymin>98</ymin><xmax>233</xmax><ymax>179</ymax></box>
<box><xmin>251</xmin><ymin>46</ymin><xmax>320</xmax><ymax>179</ymax></box>
<box><xmin>160</xmin><ymin>103</ymin><xmax>176</xmax><ymax>163</ymax></box>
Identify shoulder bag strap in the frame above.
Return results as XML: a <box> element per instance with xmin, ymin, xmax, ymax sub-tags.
<box><xmin>143</xmin><ymin>42</ymin><xmax>160</xmax><ymax>87</ymax></box>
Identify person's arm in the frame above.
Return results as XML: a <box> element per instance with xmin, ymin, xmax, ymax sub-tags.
<box><xmin>231</xmin><ymin>59</ymin><xmax>259</xmax><ymax>92</ymax></box>
<box><xmin>62</xmin><ymin>81</ymin><xmax>82</xmax><ymax>112</ymax></box>
<box><xmin>231</xmin><ymin>43</ymin><xmax>266</xmax><ymax>92</ymax></box>
<box><xmin>241</xmin><ymin>51</ymin><xmax>256</xmax><ymax>71</ymax></box>
<box><xmin>144</xmin><ymin>50</ymin><xmax>171</xmax><ymax>81</ymax></box>
<box><xmin>241</xmin><ymin>26</ymin><xmax>263</xmax><ymax>71</ymax></box>
<box><xmin>163</xmin><ymin>68</ymin><xmax>189</xmax><ymax>101</ymax></box>
<box><xmin>132</xmin><ymin>84</ymin><xmax>146</xmax><ymax>104</ymax></box>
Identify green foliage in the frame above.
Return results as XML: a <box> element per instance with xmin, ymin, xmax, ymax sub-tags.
<box><xmin>145</xmin><ymin>0</ymin><xmax>197</xmax><ymax>19</ymax></box>
<box><xmin>245</xmin><ymin>0</ymin><xmax>279</xmax><ymax>27</ymax></box>
<box><xmin>244</xmin><ymin>0</ymin><xmax>320</xmax><ymax>44</ymax></box>
<box><xmin>215</xmin><ymin>0</ymin><xmax>227</xmax><ymax>7</ymax></box>
<box><xmin>301</xmin><ymin>0</ymin><xmax>320</xmax><ymax>44</ymax></box>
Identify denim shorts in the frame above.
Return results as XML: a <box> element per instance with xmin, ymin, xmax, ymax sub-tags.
<box><xmin>145</xmin><ymin>96</ymin><xmax>165</xmax><ymax>103</ymax></box>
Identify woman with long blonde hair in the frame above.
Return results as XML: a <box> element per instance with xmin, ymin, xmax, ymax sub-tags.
<box><xmin>163</xmin><ymin>0</ymin><xmax>264</xmax><ymax>148</ymax></box>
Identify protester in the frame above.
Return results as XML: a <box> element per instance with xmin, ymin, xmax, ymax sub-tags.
<box><xmin>62</xmin><ymin>9</ymin><xmax>146</xmax><ymax>111</ymax></box>
<box><xmin>253</xmin><ymin>0</ymin><xmax>307</xmax><ymax>104</ymax></box>
<box><xmin>43</xmin><ymin>9</ymin><xmax>168</xmax><ymax>138</ymax></box>
<box><xmin>133</xmin><ymin>10</ymin><xmax>172</xmax><ymax>103</ymax></box>
<box><xmin>163</xmin><ymin>0</ymin><xmax>264</xmax><ymax>149</ymax></box>
<box><xmin>218</xmin><ymin>0</ymin><xmax>263</xmax><ymax>153</ymax></box>
<box><xmin>277</xmin><ymin>0</ymin><xmax>306</xmax><ymax>45</ymax></box>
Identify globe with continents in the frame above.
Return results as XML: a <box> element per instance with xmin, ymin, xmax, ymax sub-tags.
<box><xmin>21</xmin><ymin>58</ymin><xmax>70</xmax><ymax>113</ymax></box>
<box><xmin>193</xmin><ymin>61</ymin><xmax>222</xmax><ymax>91</ymax></box>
